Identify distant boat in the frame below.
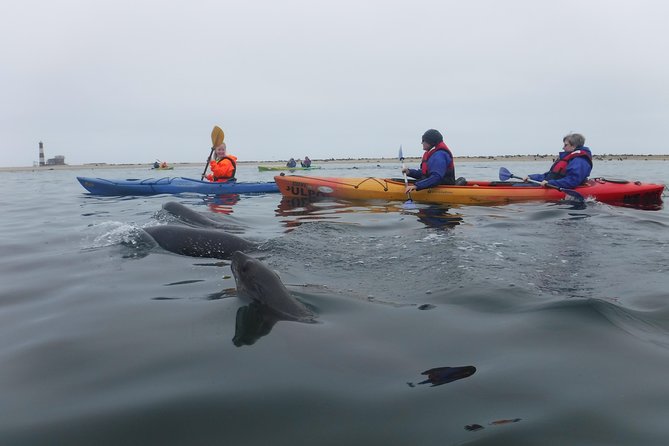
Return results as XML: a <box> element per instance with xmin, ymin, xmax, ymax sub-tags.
<box><xmin>258</xmin><ymin>165</ymin><xmax>321</xmax><ymax>172</ymax></box>
<box><xmin>151</xmin><ymin>166</ymin><xmax>174</xmax><ymax>170</ymax></box>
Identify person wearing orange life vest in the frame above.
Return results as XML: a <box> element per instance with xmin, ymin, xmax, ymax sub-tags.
<box><xmin>524</xmin><ymin>133</ymin><xmax>592</xmax><ymax>189</ymax></box>
<box><xmin>402</xmin><ymin>129</ymin><xmax>456</xmax><ymax>195</ymax></box>
<box><xmin>206</xmin><ymin>142</ymin><xmax>237</xmax><ymax>182</ymax></box>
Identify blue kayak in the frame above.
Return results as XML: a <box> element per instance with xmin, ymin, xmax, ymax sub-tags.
<box><xmin>77</xmin><ymin>176</ymin><xmax>279</xmax><ymax>196</ymax></box>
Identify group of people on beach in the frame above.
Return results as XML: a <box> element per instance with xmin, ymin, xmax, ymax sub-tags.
<box><xmin>204</xmin><ymin>129</ymin><xmax>593</xmax><ymax>192</ymax></box>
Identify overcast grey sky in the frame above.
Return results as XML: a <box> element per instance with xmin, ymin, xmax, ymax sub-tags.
<box><xmin>2</xmin><ymin>0</ymin><xmax>668</xmax><ymax>167</ymax></box>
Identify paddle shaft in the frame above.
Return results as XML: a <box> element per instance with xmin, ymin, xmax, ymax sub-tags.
<box><xmin>513</xmin><ymin>173</ymin><xmax>561</xmax><ymax>190</ymax></box>
<box><xmin>203</xmin><ymin>126</ymin><xmax>226</xmax><ymax>180</ymax></box>
<box><xmin>201</xmin><ymin>147</ymin><xmax>215</xmax><ymax>180</ymax></box>
<box><xmin>400</xmin><ymin>159</ymin><xmax>413</xmax><ymax>202</ymax></box>
<box><xmin>512</xmin><ymin>173</ymin><xmax>584</xmax><ymax>200</ymax></box>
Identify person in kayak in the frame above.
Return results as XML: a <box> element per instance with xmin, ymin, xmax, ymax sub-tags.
<box><xmin>287</xmin><ymin>158</ymin><xmax>297</xmax><ymax>168</ymax></box>
<box><xmin>402</xmin><ymin>129</ymin><xmax>456</xmax><ymax>194</ymax></box>
<box><xmin>524</xmin><ymin>133</ymin><xmax>592</xmax><ymax>189</ymax></box>
<box><xmin>206</xmin><ymin>142</ymin><xmax>237</xmax><ymax>182</ymax></box>
<box><xmin>301</xmin><ymin>156</ymin><xmax>312</xmax><ymax>168</ymax></box>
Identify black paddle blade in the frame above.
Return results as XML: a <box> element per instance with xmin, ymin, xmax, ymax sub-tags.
<box><xmin>498</xmin><ymin>167</ymin><xmax>512</xmax><ymax>181</ymax></box>
<box><xmin>560</xmin><ymin>188</ymin><xmax>585</xmax><ymax>202</ymax></box>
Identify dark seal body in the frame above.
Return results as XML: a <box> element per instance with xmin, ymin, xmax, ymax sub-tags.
<box><xmin>143</xmin><ymin>225</ymin><xmax>255</xmax><ymax>259</ymax></box>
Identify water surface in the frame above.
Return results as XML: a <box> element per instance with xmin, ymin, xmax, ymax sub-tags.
<box><xmin>1</xmin><ymin>160</ymin><xmax>668</xmax><ymax>445</ymax></box>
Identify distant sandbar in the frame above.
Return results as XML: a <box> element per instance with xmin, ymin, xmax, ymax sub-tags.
<box><xmin>2</xmin><ymin>154</ymin><xmax>668</xmax><ymax>172</ymax></box>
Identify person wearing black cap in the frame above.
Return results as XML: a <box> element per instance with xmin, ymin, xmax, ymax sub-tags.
<box><xmin>402</xmin><ymin>129</ymin><xmax>456</xmax><ymax>194</ymax></box>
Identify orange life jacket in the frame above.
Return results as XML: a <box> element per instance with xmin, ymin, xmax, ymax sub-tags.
<box><xmin>206</xmin><ymin>155</ymin><xmax>237</xmax><ymax>182</ymax></box>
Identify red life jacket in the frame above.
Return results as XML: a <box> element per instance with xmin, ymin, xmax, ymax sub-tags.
<box><xmin>420</xmin><ymin>142</ymin><xmax>455</xmax><ymax>184</ymax></box>
<box><xmin>548</xmin><ymin>149</ymin><xmax>592</xmax><ymax>178</ymax></box>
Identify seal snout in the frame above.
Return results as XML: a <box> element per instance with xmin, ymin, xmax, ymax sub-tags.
<box><xmin>231</xmin><ymin>250</ymin><xmax>253</xmax><ymax>281</ymax></box>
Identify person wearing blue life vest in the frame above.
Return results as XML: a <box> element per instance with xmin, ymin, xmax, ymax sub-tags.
<box><xmin>402</xmin><ymin>129</ymin><xmax>456</xmax><ymax>194</ymax></box>
<box><xmin>524</xmin><ymin>133</ymin><xmax>593</xmax><ymax>189</ymax></box>
<box><xmin>287</xmin><ymin>158</ymin><xmax>297</xmax><ymax>168</ymax></box>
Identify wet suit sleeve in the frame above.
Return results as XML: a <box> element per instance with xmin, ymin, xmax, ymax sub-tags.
<box><xmin>406</xmin><ymin>168</ymin><xmax>423</xmax><ymax>180</ymax></box>
<box><xmin>528</xmin><ymin>173</ymin><xmax>547</xmax><ymax>182</ymax></box>
<box><xmin>415</xmin><ymin>151</ymin><xmax>450</xmax><ymax>190</ymax></box>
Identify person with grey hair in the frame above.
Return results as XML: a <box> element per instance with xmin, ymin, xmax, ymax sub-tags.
<box><xmin>524</xmin><ymin>133</ymin><xmax>593</xmax><ymax>189</ymax></box>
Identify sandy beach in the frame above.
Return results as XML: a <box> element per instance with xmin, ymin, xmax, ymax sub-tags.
<box><xmin>1</xmin><ymin>154</ymin><xmax>668</xmax><ymax>173</ymax></box>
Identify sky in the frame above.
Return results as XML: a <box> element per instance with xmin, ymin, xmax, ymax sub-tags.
<box><xmin>2</xmin><ymin>0</ymin><xmax>668</xmax><ymax>167</ymax></box>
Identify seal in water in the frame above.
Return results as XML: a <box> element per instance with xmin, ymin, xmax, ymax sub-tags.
<box><xmin>161</xmin><ymin>201</ymin><xmax>241</xmax><ymax>231</ymax></box>
<box><xmin>142</xmin><ymin>225</ymin><xmax>255</xmax><ymax>259</ymax></box>
<box><xmin>230</xmin><ymin>251</ymin><xmax>315</xmax><ymax>322</ymax></box>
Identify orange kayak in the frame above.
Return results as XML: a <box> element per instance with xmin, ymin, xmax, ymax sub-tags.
<box><xmin>274</xmin><ymin>175</ymin><xmax>665</xmax><ymax>208</ymax></box>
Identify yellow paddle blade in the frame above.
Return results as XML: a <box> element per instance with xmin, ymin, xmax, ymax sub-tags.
<box><xmin>211</xmin><ymin>126</ymin><xmax>225</xmax><ymax>147</ymax></box>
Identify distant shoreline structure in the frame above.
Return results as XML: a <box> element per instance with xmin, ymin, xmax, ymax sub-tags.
<box><xmin>1</xmin><ymin>154</ymin><xmax>668</xmax><ymax>172</ymax></box>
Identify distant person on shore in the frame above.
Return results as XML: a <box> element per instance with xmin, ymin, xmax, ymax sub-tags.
<box><xmin>301</xmin><ymin>156</ymin><xmax>312</xmax><ymax>168</ymax></box>
<box><xmin>524</xmin><ymin>133</ymin><xmax>592</xmax><ymax>189</ymax></box>
<box><xmin>287</xmin><ymin>158</ymin><xmax>297</xmax><ymax>168</ymax></box>
<box><xmin>402</xmin><ymin>129</ymin><xmax>456</xmax><ymax>194</ymax></box>
<box><xmin>206</xmin><ymin>142</ymin><xmax>237</xmax><ymax>182</ymax></box>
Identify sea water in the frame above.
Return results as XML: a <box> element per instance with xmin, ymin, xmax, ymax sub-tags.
<box><xmin>1</xmin><ymin>160</ymin><xmax>668</xmax><ymax>445</ymax></box>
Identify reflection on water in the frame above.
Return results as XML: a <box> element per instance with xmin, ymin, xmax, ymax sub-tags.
<box><xmin>465</xmin><ymin>418</ymin><xmax>522</xmax><ymax>432</ymax></box>
<box><xmin>232</xmin><ymin>302</ymin><xmax>278</xmax><ymax>346</ymax></box>
<box><xmin>276</xmin><ymin>197</ymin><xmax>463</xmax><ymax>230</ymax></box>
<box><xmin>414</xmin><ymin>206</ymin><xmax>464</xmax><ymax>229</ymax></box>
<box><xmin>407</xmin><ymin>365</ymin><xmax>476</xmax><ymax>387</ymax></box>
<box><xmin>275</xmin><ymin>197</ymin><xmax>348</xmax><ymax>230</ymax></box>
<box><xmin>203</xmin><ymin>194</ymin><xmax>240</xmax><ymax>215</ymax></box>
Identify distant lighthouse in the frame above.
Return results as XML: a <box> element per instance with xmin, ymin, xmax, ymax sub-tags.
<box><xmin>39</xmin><ymin>141</ymin><xmax>45</xmax><ymax>166</ymax></box>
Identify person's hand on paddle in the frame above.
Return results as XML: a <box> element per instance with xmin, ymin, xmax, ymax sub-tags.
<box><xmin>405</xmin><ymin>184</ymin><xmax>416</xmax><ymax>194</ymax></box>
<box><xmin>523</xmin><ymin>176</ymin><xmax>547</xmax><ymax>186</ymax></box>
<box><xmin>401</xmin><ymin>167</ymin><xmax>410</xmax><ymax>175</ymax></box>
